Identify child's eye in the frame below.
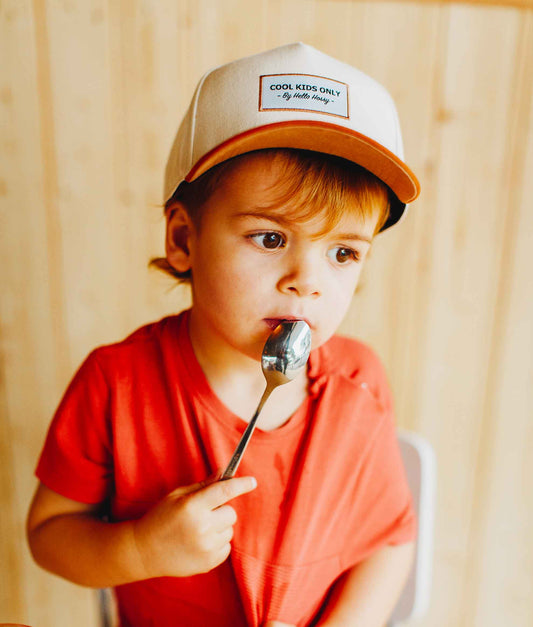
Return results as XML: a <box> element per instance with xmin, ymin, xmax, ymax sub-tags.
<box><xmin>248</xmin><ymin>232</ymin><xmax>286</xmax><ymax>250</ymax></box>
<box><xmin>327</xmin><ymin>246</ymin><xmax>359</xmax><ymax>265</ymax></box>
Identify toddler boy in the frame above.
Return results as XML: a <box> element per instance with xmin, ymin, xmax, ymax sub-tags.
<box><xmin>28</xmin><ymin>43</ymin><xmax>420</xmax><ymax>627</ymax></box>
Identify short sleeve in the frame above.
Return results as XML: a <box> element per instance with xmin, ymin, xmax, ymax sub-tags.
<box><xmin>310</xmin><ymin>335</ymin><xmax>417</xmax><ymax>565</ymax></box>
<box><xmin>351</xmin><ymin>342</ymin><xmax>416</xmax><ymax>546</ymax></box>
<box><xmin>348</xmin><ymin>403</ymin><xmax>417</xmax><ymax>565</ymax></box>
<box><xmin>35</xmin><ymin>350</ymin><xmax>114</xmax><ymax>504</ymax></box>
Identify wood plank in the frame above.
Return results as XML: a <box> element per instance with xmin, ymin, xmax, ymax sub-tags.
<box><xmin>0</xmin><ymin>0</ymin><xmax>97</xmax><ymax>624</ymax></box>
<box><xmin>1</xmin><ymin>0</ymin><xmax>107</xmax><ymax>625</ymax></box>
<box><xmin>0</xmin><ymin>0</ymin><xmax>60</xmax><ymax>622</ymax></box>
<box><xmin>40</xmin><ymin>0</ymin><xmax>124</xmax><ymax>368</ymax></box>
<box><xmin>408</xmin><ymin>5</ymin><xmax>524</xmax><ymax>625</ymax></box>
<box><xmin>464</xmin><ymin>10</ymin><xmax>533</xmax><ymax>625</ymax></box>
<box><xmin>330</xmin><ymin>0</ymin><xmax>533</xmax><ymax>9</ymax></box>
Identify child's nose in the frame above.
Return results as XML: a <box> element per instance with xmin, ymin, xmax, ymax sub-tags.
<box><xmin>277</xmin><ymin>253</ymin><xmax>321</xmax><ymax>298</ymax></box>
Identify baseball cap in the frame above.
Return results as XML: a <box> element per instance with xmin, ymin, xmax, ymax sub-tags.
<box><xmin>164</xmin><ymin>42</ymin><xmax>420</xmax><ymax>231</ymax></box>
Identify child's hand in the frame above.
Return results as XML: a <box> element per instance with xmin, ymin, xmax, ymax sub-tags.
<box><xmin>131</xmin><ymin>475</ymin><xmax>257</xmax><ymax>579</ymax></box>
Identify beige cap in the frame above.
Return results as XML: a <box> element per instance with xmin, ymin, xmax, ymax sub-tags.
<box><xmin>164</xmin><ymin>42</ymin><xmax>420</xmax><ymax>230</ymax></box>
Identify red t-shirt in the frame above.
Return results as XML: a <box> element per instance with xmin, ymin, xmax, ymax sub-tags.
<box><xmin>36</xmin><ymin>310</ymin><xmax>416</xmax><ymax>626</ymax></box>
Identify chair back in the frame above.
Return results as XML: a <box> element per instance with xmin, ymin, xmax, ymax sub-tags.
<box><xmin>389</xmin><ymin>430</ymin><xmax>436</xmax><ymax>624</ymax></box>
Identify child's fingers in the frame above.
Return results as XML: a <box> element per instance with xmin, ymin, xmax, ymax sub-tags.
<box><xmin>208</xmin><ymin>543</ymin><xmax>232</xmax><ymax>570</ymax></box>
<box><xmin>210</xmin><ymin>504</ymin><xmax>238</xmax><ymax>531</ymax></box>
<box><xmin>213</xmin><ymin>527</ymin><xmax>233</xmax><ymax>551</ymax></box>
<box><xmin>199</xmin><ymin>476</ymin><xmax>257</xmax><ymax>510</ymax></box>
<box><xmin>167</xmin><ymin>469</ymin><xmax>223</xmax><ymax>500</ymax></box>
<box><xmin>168</xmin><ymin>480</ymin><xmax>210</xmax><ymax>499</ymax></box>
<box><xmin>216</xmin><ymin>526</ymin><xmax>234</xmax><ymax>547</ymax></box>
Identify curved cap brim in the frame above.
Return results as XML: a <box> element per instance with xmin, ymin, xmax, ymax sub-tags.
<box><xmin>185</xmin><ymin>120</ymin><xmax>420</xmax><ymax>206</ymax></box>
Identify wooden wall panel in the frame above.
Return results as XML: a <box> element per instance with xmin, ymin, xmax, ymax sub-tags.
<box><xmin>1</xmin><ymin>1</ymin><xmax>532</xmax><ymax>626</ymax></box>
<box><xmin>1</xmin><ymin>1</ymin><xmax>98</xmax><ymax>625</ymax></box>
<box><xmin>464</xmin><ymin>11</ymin><xmax>533</xmax><ymax>625</ymax></box>
<box><xmin>414</xmin><ymin>7</ymin><xmax>522</xmax><ymax>626</ymax></box>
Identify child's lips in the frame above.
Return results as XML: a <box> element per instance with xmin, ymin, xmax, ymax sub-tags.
<box><xmin>264</xmin><ymin>317</ymin><xmax>312</xmax><ymax>330</ymax></box>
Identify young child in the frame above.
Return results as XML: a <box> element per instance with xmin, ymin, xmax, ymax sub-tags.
<box><xmin>27</xmin><ymin>43</ymin><xmax>420</xmax><ymax>627</ymax></box>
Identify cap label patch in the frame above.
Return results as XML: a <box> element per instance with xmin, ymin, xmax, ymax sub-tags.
<box><xmin>259</xmin><ymin>74</ymin><xmax>349</xmax><ymax>118</ymax></box>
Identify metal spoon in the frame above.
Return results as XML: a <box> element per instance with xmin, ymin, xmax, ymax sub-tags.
<box><xmin>220</xmin><ymin>320</ymin><xmax>312</xmax><ymax>479</ymax></box>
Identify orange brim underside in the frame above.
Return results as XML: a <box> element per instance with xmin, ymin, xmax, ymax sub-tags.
<box><xmin>185</xmin><ymin>120</ymin><xmax>420</xmax><ymax>204</ymax></box>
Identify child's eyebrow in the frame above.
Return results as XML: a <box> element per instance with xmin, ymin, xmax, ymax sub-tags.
<box><xmin>231</xmin><ymin>210</ymin><xmax>295</xmax><ymax>229</ymax></box>
<box><xmin>332</xmin><ymin>232</ymin><xmax>372</xmax><ymax>244</ymax></box>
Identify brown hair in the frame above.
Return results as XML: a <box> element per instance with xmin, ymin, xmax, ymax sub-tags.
<box><xmin>150</xmin><ymin>149</ymin><xmax>391</xmax><ymax>282</ymax></box>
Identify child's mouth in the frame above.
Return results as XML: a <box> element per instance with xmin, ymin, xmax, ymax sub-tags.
<box><xmin>264</xmin><ymin>317</ymin><xmax>306</xmax><ymax>330</ymax></box>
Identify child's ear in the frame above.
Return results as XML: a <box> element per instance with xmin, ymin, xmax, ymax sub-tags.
<box><xmin>165</xmin><ymin>202</ymin><xmax>194</xmax><ymax>273</ymax></box>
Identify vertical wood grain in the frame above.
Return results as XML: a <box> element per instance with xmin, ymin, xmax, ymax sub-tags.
<box><xmin>464</xmin><ymin>10</ymin><xmax>533</xmax><ymax>625</ymax></box>
<box><xmin>408</xmin><ymin>6</ymin><xmax>525</xmax><ymax>626</ymax></box>
<box><xmin>1</xmin><ymin>1</ymin><xmax>532</xmax><ymax>625</ymax></box>
<box><xmin>1</xmin><ymin>1</ymin><xmax>97</xmax><ymax>625</ymax></box>
<box><xmin>1</xmin><ymin>0</ymin><xmax>59</xmax><ymax>621</ymax></box>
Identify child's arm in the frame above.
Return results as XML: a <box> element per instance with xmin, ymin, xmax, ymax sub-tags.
<box><xmin>27</xmin><ymin>476</ymin><xmax>256</xmax><ymax>588</ymax></box>
<box><xmin>315</xmin><ymin>541</ymin><xmax>415</xmax><ymax>627</ymax></box>
<box><xmin>261</xmin><ymin>543</ymin><xmax>413</xmax><ymax>627</ymax></box>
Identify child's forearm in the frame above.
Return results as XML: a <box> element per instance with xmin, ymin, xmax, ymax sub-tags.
<box><xmin>28</xmin><ymin>513</ymin><xmax>145</xmax><ymax>588</ymax></box>
<box><xmin>314</xmin><ymin>542</ymin><xmax>415</xmax><ymax>627</ymax></box>
<box><xmin>27</xmin><ymin>477</ymin><xmax>257</xmax><ymax>587</ymax></box>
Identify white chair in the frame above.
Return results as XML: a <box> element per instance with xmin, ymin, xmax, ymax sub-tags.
<box><xmin>98</xmin><ymin>430</ymin><xmax>436</xmax><ymax>626</ymax></box>
<box><xmin>389</xmin><ymin>430</ymin><xmax>437</xmax><ymax>625</ymax></box>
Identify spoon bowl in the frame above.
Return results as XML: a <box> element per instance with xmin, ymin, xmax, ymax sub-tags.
<box><xmin>221</xmin><ymin>320</ymin><xmax>311</xmax><ymax>479</ymax></box>
<box><xmin>261</xmin><ymin>320</ymin><xmax>312</xmax><ymax>384</ymax></box>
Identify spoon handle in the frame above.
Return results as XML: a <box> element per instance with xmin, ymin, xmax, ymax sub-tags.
<box><xmin>220</xmin><ymin>384</ymin><xmax>274</xmax><ymax>480</ymax></box>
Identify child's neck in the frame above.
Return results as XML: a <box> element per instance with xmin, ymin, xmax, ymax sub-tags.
<box><xmin>189</xmin><ymin>324</ymin><xmax>308</xmax><ymax>431</ymax></box>
<box><xmin>206</xmin><ymin>365</ymin><xmax>308</xmax><ymax>432</ymax></box>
